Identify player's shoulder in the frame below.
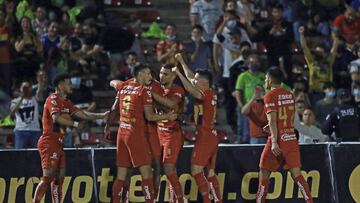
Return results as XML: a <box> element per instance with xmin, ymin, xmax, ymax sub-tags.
<box><xmin>172</xmin><ymin>84</ymin><xmax>185</xmax><ymax>94</ymax></box>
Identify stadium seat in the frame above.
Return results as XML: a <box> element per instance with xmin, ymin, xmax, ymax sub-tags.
<box><xmin>134</xmin><ymin>10</ymin><xmax>161</xmax><ymax>22</ymax></box>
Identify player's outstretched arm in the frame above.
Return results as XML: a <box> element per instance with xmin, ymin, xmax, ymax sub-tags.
<box><xmin>52</xmin><ymin>113</ymin><xmax>83</xmax><ymax>129</ymax></box>
<box><xmin>173</xmin><ymin>66</ymin><xmax>203</xmax><ymax>100</ymax></box>
<box><xmin>109</xmin><ymin>80</ymin><xmax>123</xmax><ymax>90</ymax></box>
<box><xmin>104</xmin><ymin>97</ymin><xmax>119</xmax><ymax>139</ymax></box>
<box><xmin>175</xmin><ymin>53</ymin><xmax>195</xmax><ymax>81</ymax></box>
<box><xmin>152</xmin><ymin>93</ymin><xmax>179</xmax><ymax>112</ymax></box>
<box><xmin>73</xmin><ymin>110</ymin><xmax>109</xmax><ymax>121</ymax></box>
<box><xmin>144</xmin><ymin>106</ymin><xmax>177</xmax><ymax>121</ymax></box>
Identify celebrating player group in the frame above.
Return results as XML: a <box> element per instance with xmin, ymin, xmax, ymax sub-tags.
<box><xmin>32</xmin><ymin>54</ymin><xmax>313</xmax><ymax>203</ymax></box>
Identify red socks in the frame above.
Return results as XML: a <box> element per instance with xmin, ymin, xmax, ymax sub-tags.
<box><xmin>112</xmin><ymin>179</ymin><xmax>124</xmax><ymax>203</ymax></box>
<box><xmin>193</xmin><ymin>172</ymin><xmax>211</xmax><ymax>203</ymax></box>
<box><xmin>51</xmin><ymin>177</ymin><xmax>64</xmax><ymax>203</ymax></box>
<box><xmin>294</xmin><ymin>175</ymin><xmax>313</xmax><ymax>203</ymax></box>
<box><xmin>208</xmin><ymin>175</ymin><xmax>222</xmax><ymax>203</ymax></box>
<box><xmin>141</xmin><ymin>178</ymin><xmax>155</xmax><ymax>203</ymax></box>
<box><xmin>256</xmin><ymin>178</ymin><xmax>269</xmax><ymax>203</ymax></box>
<box><xmin>33</xmin><ymin>176</ymin><xmax>53</xmax><ymax>203</ymax></box>
<box><xmin>122</xmin><ymin>184</ymin><xmax>129</xmax><ymax>203</ymax></box>
<box><xmin>167</xmin><ymin>173</ymin><xmax>184</xmax><ymax>203</ymax></box>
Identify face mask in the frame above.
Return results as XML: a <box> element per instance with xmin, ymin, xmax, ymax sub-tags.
<box><xmin>353</xmin><ymin>89</ymin><xmax>360</xmax><ymax>97</ymax></box>
<box><xmin>166</xmin><ymin>35</ymin><xmax>176</xmax><ymax>41</ymax></box>
<box><xmin>325</xmin><ymin>91</ymin><xmax>336</xmax><ymax>98</ymax></box>
<box><xmin>249</xmin><ymin>64</ymin><xmax>259</xmax><ymax>72</ymax></box>
<box><xmin>71</xmin><ymin>77</ymin><xmax>81</xmax><ymax>88</ymax></box>
<box><xmin>227</xmin><ymin>20</ymin><xmax>237</xmax><ymax>30</ymax></box>
<box><xmin>345</xmin><ymin>17</ymin><xmax>355</xmax><ymax>24</ymax></box>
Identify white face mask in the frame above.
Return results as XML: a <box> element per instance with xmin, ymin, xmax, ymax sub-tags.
<box><xmin>353</xmin><ymin>89</ymin><xmax>360</xmax><ymax>97</ymax></box>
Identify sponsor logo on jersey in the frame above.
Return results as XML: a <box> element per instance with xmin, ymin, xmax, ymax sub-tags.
<box><xmin>280</xmin><ymin>133</ymin><xmax>296</xmax><ymax>142</ymax></box>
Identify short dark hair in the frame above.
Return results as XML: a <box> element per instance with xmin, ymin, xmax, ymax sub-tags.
<box><xmin>273</xmin><ymin>3</ymin><xmax>284</xmax><ymax>10</ymax></box>
<box><xmin>127</xmin><ymin>51</ymin><xmax>137</xmax><ymax>57</ymax></box>
<box><xmin>47</xmin><ymin>20</ymin><xmax>58</xmax><ymax>28</ymax></box>
<box><xmin>53</xmin><ymin>73</ymin><xmax>71</xmax><ymax>87</ymax></box>
<box><xmin>196</xmin><ymin>69</ymin><xmax>213</xmax><ymax>86</ymax></box>
<box><xmin>192</xmin><ymin>24</ymin><xmax>204</xmax><ymax>33</ymax></box>
<box><xmin>166</xmin><ymin>23</ymin><xmax>176</xmax><ymax>29</ymax></box>
<box><xmin>133</xmin><ymin>64</ymin><xmax>149</xmax><ymax>77</ymax></box>
<box><xmin>266</xmin><ymin>66</ymin><xmax>283</xmax><ymax>84</ymax></box>
<box><xmin>162</xmin><ymin>63</ymin><xmax>175</xmax><ymax>70</ymax></box>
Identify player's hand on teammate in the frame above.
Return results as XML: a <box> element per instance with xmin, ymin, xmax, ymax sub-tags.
<box><xmin>271</xmin><ymin>142</ymin><xmax>282</xmax><ymax>157</ymax></box>
<box><xmin>76</xmin><ymin>122</ymin><xmax>85</xmax><ymax>130</ymax></box>
<box><xmin>172</xmin><ymin>66</ymin><xmax>178</xmax><ymax>73</ymax></box>
<box><xmin>102</xmin><ymin>111</ymin><xmax>110</xmax><ymax>120</ymax></box>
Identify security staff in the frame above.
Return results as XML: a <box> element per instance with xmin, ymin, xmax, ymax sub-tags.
<box><xmin>321</xmin><ymin>88</ymin><xmax>360</xmax><ymax>141</ymax></box>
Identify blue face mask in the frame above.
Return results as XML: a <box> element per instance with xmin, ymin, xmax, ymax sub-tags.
<box><xmin>166</xmin><ymin>35</ymin><xmax>176</xmax><ymax>41</ymax></box>
<box><xmin>227</xmin><ymin>20</ymin><xmax>237</xmax><ymax>30</ymax></box>
<box><xmin>325</xmin><ymin>91</ymin><xmax>336</xmax><ymax>97</ymax></box>
<box><xmin>249</xmin><ymin>64</ymin><xmax>259</xmax><ymax>72</ymax></box>
<box><xmin>353</xmin><ymin>89</ymin><xmax>360</xmax><ymax>96</ymax></box>
<box><xmin>71</xmin><ymin>77</ymin><xmax>81</xmax><ymax>88</ymax></box>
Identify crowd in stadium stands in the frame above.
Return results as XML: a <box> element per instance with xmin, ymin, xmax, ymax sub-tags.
<box><xmin>0</xmin><ymin>0</ymin><xmax>359</xmax><ymax>148</ymax></box>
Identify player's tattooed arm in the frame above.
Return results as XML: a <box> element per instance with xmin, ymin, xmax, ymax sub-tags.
<box><xmin>267</xmin><ymin>111</ymin><xmax>281</xmax><ymax>156</ymax></box>
<box><xmin>104</xmin><ymin>97</ymin><xmax>119</xmax><ymax>139</ymax></box>
<box><xmin>52</xmin><ymin>113</ymin><xmax>84</xmax><ymax>129</ymax></box>
<box><xmin>73</xmin><ymin>110</ymin><xmax>110</xmax><ymax>120</ymax></box>
<box><xmin>144</xmin><ymin>106</ymin><xmax>177</xmax><ymax>121</ymax></box>
<box><xmin>173</xmin><ymin>66</ymin><xmax>203</xmax><ymax>100</ymax></box>
<box><xmin>152</xmin><ymin>93</ymin><xmax>179</xmax><ymax>112</ymax></box>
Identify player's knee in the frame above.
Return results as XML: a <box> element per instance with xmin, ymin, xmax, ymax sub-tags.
<box><xmin>207</xmin><ymin>169</ymin><xmax>215</xmax><ymax>178</ymax></box>
<box><xmin>41</xmin><ymin>175</ymin><xmax>54</xmax><ymax>185</ymax></box>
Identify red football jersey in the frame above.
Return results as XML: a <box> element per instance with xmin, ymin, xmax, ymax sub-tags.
<box><xmin>42</xmin><ymin>93</ymin><xmax>79</xmax><ymax>140</ymax></box>
<box><xmin>116</xmin><ymin>79</ymin><xmax>153</xmax><ymax>136</ymax></box>
<box><xmin>157</xmin><ymin>84</ymin><xmax>185</xmax><ymax>131</ymax></box>
<box><xmin>263</xmin><ymin>88</ymin><xmax>297</xmax><ymax>141</ymax></box>
<box><xmin>146</xmin><ymin>80</ymin><xmax>164</xmax><ymax>135</ymax></box>
<box><xmin>194</xmin><ymin>89</ymin><xmax>217</xmax><ymax>134</ymax></box>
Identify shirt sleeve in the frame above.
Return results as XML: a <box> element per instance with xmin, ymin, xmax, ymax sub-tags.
<box><xmin>235</xmin><ymin>74</ymin><xmax>244</xmax><ymax>90</ymax></box>
<box><xmin>47</xmin><ymin>95</ymin><xmax>61</xmax><ymax>115</ymax></box>
<box><xmin>172</xmin><ymin>87</ymin><xmax>185</xmax><ymax>102</ymax></box>
<box><xmin>263</xmin><ymin>93</ymin><xmax>278</xmax><ymax>114</ymax></box>
<box><xmin>115</xmin><ymin>81</ymin><xmax>124</xmax><ymax>91</ymax></box>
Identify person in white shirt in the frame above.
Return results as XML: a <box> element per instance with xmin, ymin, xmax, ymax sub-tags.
<box><xmin>10</xmin><ymin>81</ymin><xmax>41</xmax><ymax>149</ymax></box>
<box><xmin>295</xmin><ymin>108</ymin><xmax>328</xmax><ymax>144</ymax></box>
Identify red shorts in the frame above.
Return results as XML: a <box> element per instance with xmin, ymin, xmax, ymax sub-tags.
<box><xmin>116</xmin><ymin>132</ymin><xmax>152</xmax><ymax>168</ymax></box>
<box><xmin>146</xmin><ymin>123</ymin><xmax>161</xmax><ymax>158</ymax></box>
<box><xmin>37</xmin><ymin>136</ymin><xmax>65</xmax><ymax>169</ymax></box>
<box><xmin>259</xmin><ymin>137</ymin><xmax>301</xmax><ymax>171</ymax></box>
<box><xmin>191</xmin><ymin>130</ymin><xmax>219</xmax><ymax>169</ymax></box>
<box><xmin>158</xmin><ymin>128</ymin><xmax>184</xmax><ymax>164</ymax></box>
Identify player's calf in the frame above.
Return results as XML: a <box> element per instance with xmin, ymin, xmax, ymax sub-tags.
<box><xmin>33</xmin><ymin>175</ymin><xmax>54</xmax><ymax>203</ymax></box>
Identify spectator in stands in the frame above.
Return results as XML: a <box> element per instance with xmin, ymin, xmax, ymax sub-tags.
<box><xmin>295</xmin><ymin>108</ymin><xmax>328</xmax><ymax>144</ymax></box>
<box><xmin>0</xmin><ymin>85</ymin><xmax>11</xmax><ymax>121</ymax></box>
<box><xmin>156</xmin><ymin>23</ymin><xmax>184</xmax><ymax>65</ymax></box>
<box><xmin>44</xmin><ymin>46</ymin><xmax>70</xmax><ymax>83</ymax></box>
<box><xmin>332</xmin><ymin>39</ymin><xmax>357</xmax><ymax>88</ymax></box>
<box><xmin>258</xmin><ymin>4</ymin><xmax>293</xmax><ymax>77</ymax></box>
<box><xmin>184</xmin><ymin>25</ymin><xmax>212</xmax><ymax>71</ymax></box>
<box><xmin>332</xmin><ymin>5</ymin><xmax>360</xmax><ymax>45</ymax></box>
<box><xmin>190</xmin><ymin>0</ymin><xmax>223</xmax><ymax>41</ymax></box>
<box><xmin>349</xmin><ymin>58</ymin><xmax>360</xmax><ymax>83</ymax></box>
<box><xmin>10</xmin><ymin>81</ymin><xmax>41</xmax><ymax>149</ymax></box>
<box><xmin>234</xmin><ymin>54</ymin><xmax>265</xmax><ymax>143</ymax></box>
<box><xmin>14</xmin><ymin>16</ymin><xmax>43</xmax><ymax>80</ymax></box>
<box><xmin>352</xmin><ymin>82</ymin><xmax>360</xmax><ymax>108</ymax></box>
<box><xmin>299</xmin><ymin>26</ymin><xmax>339</xmax><ymax>104</ymax></box>
<box><xmin>236</xmin><ymin>0</ymin><xmax>257</xmax><ymax>25</ymax></box>
<box><xmin>116</xmin><ymin>52</ymin><xmax>139</xmax><ymax>81</ymax></box>
<box><xmin>40</xmin><ymin>20</ymin><xmax>61</xmax><ymax>57</ymax></box>
<box><xmin>69</xmin><ymin>22</ymin><xmax>82</xmax><ymax>52</ymax></box>
<box><xmin>241</xmin><ymin>85</ymin><xmax>268</xmax><ymax>144</ymax></box>
<box><xmin>32</xmin><ymin>70</ymin><xmax>53</xmax><ymax>120</ymax></box>
<box><xmin>290</xmin><ymin>62</ymin><xmax>308</xmax><ymax>91</ymax></box>
<box><xmin>314</xmin><ymin>82</ymin><xmax>337</xmax><ymax>125</ymax></box>
<box><xmin>0</xmin><ymin>8</ymin><xmax>13</xmax><ymax>95</ymax></box>
<box><xmin>68</xmin><ymin>71</ymin><xmax>96</xmax><ymax>146</ymax></box>
<box><xmin>321</xmin><ymin>88</ymin><xmax>360</xmax><ymax>141</ymax></box>
<box><xmin>32</xmin><ymin>6</ymin><xmax>48</xmax><ymax>37</ymax></box>
<box><xmin>213</xmin><ymin>12</ymin><xmax>251</xmax><ymax>135</ymax></box>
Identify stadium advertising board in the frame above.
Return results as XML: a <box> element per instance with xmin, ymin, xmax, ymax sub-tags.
<box><xmin>0</xmin><ymin>144</ymin><xmax>354</xmax><ymax>202</ymax></box>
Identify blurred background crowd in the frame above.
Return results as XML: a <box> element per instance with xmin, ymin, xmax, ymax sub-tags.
<box><xmin>0</xmin><ymin>0</ymin><xmax>359</xmax><ymax>149</ymax></box>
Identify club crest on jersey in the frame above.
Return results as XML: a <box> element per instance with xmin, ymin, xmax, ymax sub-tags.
<box><xmin>50</xmin><ymin>152</ymin><xmax>58</xmax><ymax>160</ymax></box>
<box><xmin>51</xmin><ymin>100</ymin><xmax>57</xmax><ymax>105</ymax></box>
<box><xmin>51</xmin><ymin>95</ymin><xmax>57</xmax><ymax>99</ymax></box>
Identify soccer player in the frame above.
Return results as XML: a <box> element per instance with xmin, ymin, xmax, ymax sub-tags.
<box><xmin>174</xmin><ymin>54</ymin><xmax>222</xmax><ymax>203</ymax></box>
<box><xmin>105</xmin><ymin>64</ymin><xmax>177</xmax><ymax>203</ymax></box>
<box><xmin>33</xmin><ymin>73</ymin><xmax>109</xmax><ymax>203</ymax></box>
<box><xmin>151</xmin><ymin>64</ymin><xmax>186</xmax><ymax>202</ymax></box>
<box><xmin>256</xmin><ymin>67</ymin><xmax>313</xmax><ymax>203</ymax></box>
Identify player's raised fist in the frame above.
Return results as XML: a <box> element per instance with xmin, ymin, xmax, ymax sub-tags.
<box><xmin>175</xmin><ymin>53</ymin><xmax>183</xmax><ymax>61</ymax></box>
<box><xmin>172</xmin><ymin>66</ymin><xmax>178</xmax><ymax>72</ymax></box>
